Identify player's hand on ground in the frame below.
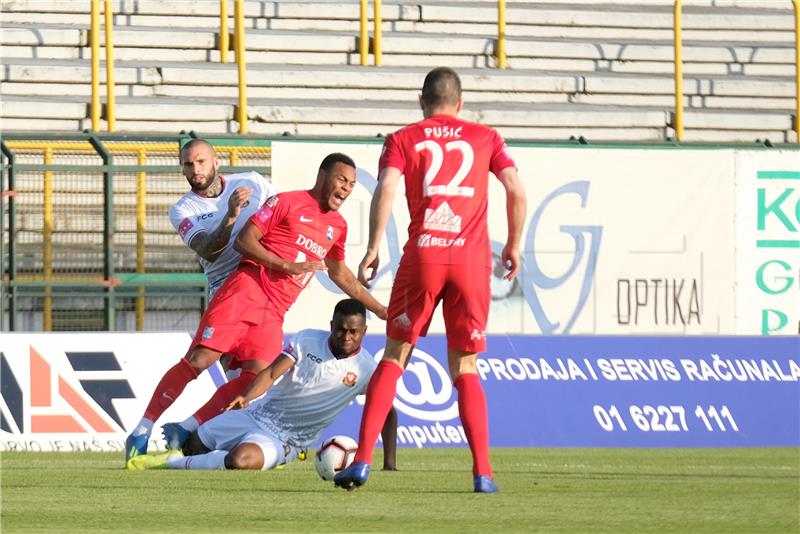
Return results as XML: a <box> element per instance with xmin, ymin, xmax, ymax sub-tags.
<box><xmin>358</xmin><ymin>250</ymin><xmax>380</xmax><ymax>288</ymax></box>
<box><xmin>286</xmin><ymin>261</ymin><xmax>326</xmax><ymax>276</ymax></box>
<box><xmin>227</xmin><ymin>186</ymin><xmax>253</xmax><ymax>218</ymax></box>
<box><xmin>226</xmin><ymin>395</ymin><xmax>249</xmax><ymax>410</ymax></box>
<box><xmin>501</xmin><ymin>244</ymin><xmax>521</xmax><ymax>281</ymax></box>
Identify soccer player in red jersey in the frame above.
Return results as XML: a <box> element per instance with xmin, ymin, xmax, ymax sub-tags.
<box><xmin>334</xmin><ymin>67</ymin><xmax>527</xmax><ymax>493</ymax></box>
<box><xmin>125</xmin><ymin>153</ymin><xmax>388</xmax><ymax>463</ymax></box>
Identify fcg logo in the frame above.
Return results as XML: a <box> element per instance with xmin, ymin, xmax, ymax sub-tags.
<box><xmin>372</xmin><ymin>347</ymin><xmax>460</xmax><ymax>421</ymax></box>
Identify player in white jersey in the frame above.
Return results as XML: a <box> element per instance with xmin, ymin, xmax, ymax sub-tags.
<box><xmin>127</xmin><ymin>299</ymin><xmax>398</xmax><ymax>472</ymax></box>
<box><xmin>168</xmin><ymin>138</ymin><xmax>276</xmax><ymax>301</ymax></box>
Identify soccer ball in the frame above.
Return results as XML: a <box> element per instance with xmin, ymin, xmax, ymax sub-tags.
<box><xmin>315</xmin><ymin>435</ymin><xmax>358</xmax><ymax>481</ymax></box>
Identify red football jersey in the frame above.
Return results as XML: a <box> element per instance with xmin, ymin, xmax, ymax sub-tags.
<box><xmin>379</xmin><ymin>114</ymin><xmax>516</xmax><ymax>266</ymax></box>
<box><xmin>244</xmin><ymin>189</ymin><xmax>347</xmax><ymax>313</ymax></box>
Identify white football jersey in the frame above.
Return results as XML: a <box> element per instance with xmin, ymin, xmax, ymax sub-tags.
<box><xmin>168</xmin><ymin>171</ymin><xmax>276</xmax><ymax>299</ymax></box>
<box><xmin>246</xmin><ymin>329</ymin><xmax>377</xmax><ymax>448</ymax></box>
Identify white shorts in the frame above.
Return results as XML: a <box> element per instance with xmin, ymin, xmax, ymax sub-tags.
<box><xmin>197</xmin><ymin>409</ymin><xmax>300</xmax><ymax>470</ymax></box>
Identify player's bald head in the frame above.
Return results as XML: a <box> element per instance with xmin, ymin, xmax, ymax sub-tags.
<box><xmin>180</xmin><ymin>139</ymin><xmax>216</xmax><ymax>162</ymax></box>
<box><xmin>420</xmin><ymin>67</ymin><xmax>462</xmax><ymax>109</ymax></box>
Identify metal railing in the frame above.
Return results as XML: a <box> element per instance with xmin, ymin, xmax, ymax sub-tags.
<box><xmin>673</xmin><ymin>0</ymin><xmax>800</xmax><ymax>142</ymax></box>
<box><xmin>89</xmin><ymin>0</ymin><xmax>116</xmax><ymax>132</ymax></box>
<box><xmin>0</xmin><ymin>133</ymin><xmax>272</xmax><ymax>331</ymax></box>
<box><xmin>74</xmin><ymin>1</ymin><xmax>800</xmax><ymax>144</ymax></box>
<box><xmin>359</xmin><ymin>0</ymin><xmax>383</xmax><ymax>66</ymax></box>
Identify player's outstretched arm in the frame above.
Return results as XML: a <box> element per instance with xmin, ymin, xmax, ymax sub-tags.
<box><xmin>189</xmin><ymin>186</ymin><xmax>253</xmax><ymax>262</ymax></box>
<box><xmin>227</xmin><ymin>355</ymin><xmax>296</xmax><ymax>410</ymax></box>
<box><xmin>325</xmin><ymin>257</ymin><xmax>388</xmax><ymax>320</ymax></box>
<box><xmin>359</xmin><ymin>167</ymin><xmax>402</xmax><ymax>288</ymax></box>
<box><xmin>381</xmin><ymin>407</ymin><xmax>398</xmax><ymax>471</ymax></box>
<box><xmin>496</xmin><ymin>167</ymin><xmax>527</xmax><ymax>281</ymax></box>
<box><xmin>235</xmin><ymin>222</ymin><xmax>326</xmax><ymax>275</ymax></box>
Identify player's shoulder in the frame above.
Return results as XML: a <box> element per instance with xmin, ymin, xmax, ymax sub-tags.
<box><xmin>169</xmin><ymin>190</ymin><xmax>202</xmax><ymax>216</ymax></box>
<box><xmin>290</xmin><ymin>328</ymin><xmax>329</xmax><ymax>349</ymax></box>
<box><xmin>276</xmin><ymin>189</ymin><xmax>311</xmax><ymax>202</ymax></box>
<box><xmin>224</xmin><ymin>170</ymin><xmax>269</xmax><ymax>187</ymax></box>
<box><xmin>355</xmin><ymin>346</ymin><xmax>377</xmax><ymax>368</ymax></box>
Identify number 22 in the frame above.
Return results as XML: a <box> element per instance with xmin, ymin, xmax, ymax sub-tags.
<box><xmin>414</xmin><ymin>140</ymin><xmax>475</xmax><ymax>197</ymax></box>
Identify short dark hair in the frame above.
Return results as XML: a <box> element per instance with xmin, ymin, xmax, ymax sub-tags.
<box><xmin>421</xmin><ymin>67</ymin><xmax>462</xmax><ymax>108</ymax></box>
<box><xmin>179</xmin><ymin>138</ymin><xmax>215</xmax><ymax>161</ymax></box>
<box><xmin>333</xmin><ymin>298</ymin><xmax>366</xmax><ymax>319</ymax></box>
<box><xmin>319</xmin><ymin>153</ymin><xmax>356</xmax><ymax>173</ymax></box>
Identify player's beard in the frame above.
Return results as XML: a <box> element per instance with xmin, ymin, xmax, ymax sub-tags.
<box><xmin>191</xmin><ymin>168</ymin><xmax>219</xmax><ymax>194</ymax></box>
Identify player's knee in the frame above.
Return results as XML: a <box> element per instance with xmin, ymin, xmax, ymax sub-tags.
<box><xmin>186</xmin><ymin>347</ymin><xmax>220</xmax><ymax>372</ymax></box>
<box><xmin>225</xmin><ymin>444</ymin><xmax>264</xmax><ymax>470</ymax></box>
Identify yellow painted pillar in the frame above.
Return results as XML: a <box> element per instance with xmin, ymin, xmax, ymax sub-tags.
<box><xmin>104</xmin><ymin>0</ymin><xmax>116</xmax><ymax>132</ymax></box>
<box><xmin>91</xmin><ymin>0</ymin><xmax>101</xmax><ymax>131</ymax></box>
<box><xmin>673</xmin><ymin>0</ymin><xmax>684</xmax><ymax>141</ymax></box>
<box><xmin>136</xmin><ymin>150</ymin><xmax>147</xmax><ymax>330</ymax></box>
<box><xmin>497</xmin><ymin>0</ymin><xmax>507</xmax><ymax>69</ymax></box>
<box><xmin>374</xmin><ymin>0</ymin><xmax>382</xmax><ymax>66</ymax></box>
<box><xmin>235</xmin><ymin>0</ymin><xmax>248</xmax><ymax>133</ymax></box>
<box><xmin>220</xmin><ymin>0</ymin><xmax>229</xmax><ymax>63</ymax></box>
<box><xmin>43</xmin><ymin>148</ymin><xmax>54</xmax><ymax>331</ymax></box>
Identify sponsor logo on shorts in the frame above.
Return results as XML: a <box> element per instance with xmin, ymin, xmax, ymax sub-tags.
<box><xmin>417</xmin><ymin>234</ymin><xmax>465</xmax><ymax>248</ymax></box>
<box><xmin>201</xmin><ymin>326</ymin><xmax>214</xmax><ymax>340</ymax></box>
<box><xmin>326</xmin><ymin>226</ymin><xmax>334</xmax><ymax>241</ymax></box>
<box><xmin>392</xmin><ymin>313</ymin><xmax>412</xmax><ymax>329</ymax></box>
<box><xmin>178</xmin><ymin>218</ymin><xmax>193</xmax><ymax>238</ymax></box>
<box><xmin>295</xmin><ymin>234</ymin><xmax>328</xmax><ymax>258</ymax></box>
<box><xmin>342</xmin><ymin>371</ymin><xmax>357</xmax><ymax>387</ymax></box>
<box><xmin>423</xmin><ymin>201</ymin><xmax>461</xmax><ymax>233</ymax></box>
<box><xmin>470</xmin><ymin>329</ymin><xmax>486</xmax><ymax>341</ymax></box>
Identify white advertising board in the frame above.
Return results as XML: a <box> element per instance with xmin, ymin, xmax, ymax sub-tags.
<box><xmin>734</xmin><ymin>150</ymin><xmax>800</xmax><ymax>335</ymax></box>
<box><xmin>0</xmin><ymin>332</ymin><xmax>219</xmax><ymax>452</ymax></box>
<box><xmin>272</xmin><ymin>141</ymin><xmax>740</xmax><ymax>335</ymax></box>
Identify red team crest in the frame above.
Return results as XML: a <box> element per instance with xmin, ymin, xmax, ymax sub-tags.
<box><xmin>342</xmin><ymin>371</ymin><xmax>357</xmax><ymax>387</ymax></box>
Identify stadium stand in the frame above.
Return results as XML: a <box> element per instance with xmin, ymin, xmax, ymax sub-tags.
<box><xmin>1</xmin><ymin>0</ymin><xmax>797</xmax><ymax>142</ymax></box>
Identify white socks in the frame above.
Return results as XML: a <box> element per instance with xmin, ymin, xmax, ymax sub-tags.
<box><xmin>170</xmin><ymin>450</ymin><xmax>228</xmax><ymax>470</ymax></box>
<box><xmin>178</xmin><ymin>416</ymin><xmax>199</xmax><ymax>432</ymax></box>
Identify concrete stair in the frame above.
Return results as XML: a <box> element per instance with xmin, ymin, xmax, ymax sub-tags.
<box><xmin>0</xmin><ymin>0</ymin><xmax>797</xmax><ymax>142</ymax></box>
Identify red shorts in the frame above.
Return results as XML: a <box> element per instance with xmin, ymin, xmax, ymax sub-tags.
<box><xmin>189</xmin><ymin>267</ymin><xmax>284</xmax><ymax>369</ymax></box>
<box><xmin>386</xmin><ymin>259</ymin><xmax>490</xmax><ymax>353</ymax></box>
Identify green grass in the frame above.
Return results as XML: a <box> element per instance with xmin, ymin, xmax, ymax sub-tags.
<box><xmin>1</xmin><ymin>448</ymin><xmax>798</xmax><ymax>533</ymax></box>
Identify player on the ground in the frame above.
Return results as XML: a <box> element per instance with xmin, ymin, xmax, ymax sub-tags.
<box><xmin>127</xmin><ymin>299</ymin><xmax>398</xmax><ymax>472</ymax></box>
<box><xmin>334</xmin><ymin>67</ymin><xmax>527</xmax><ymax>493</ymax></box>
<box><xmin>169</xmin><ymin>138</ymin><xmax>275</xmax><ymax>302</ymax></box>
<box><xmin>124</xmin><ymin>153</ymin><xmax>388</xmax><ymax>464</ymax></box>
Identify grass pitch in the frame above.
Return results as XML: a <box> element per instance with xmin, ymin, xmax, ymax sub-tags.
<box><xmin>1</xmin><ymin>448</ymin><xmax>798</xmax><ymax>533</ymax></box>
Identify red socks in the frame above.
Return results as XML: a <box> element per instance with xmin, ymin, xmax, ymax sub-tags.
<box><xmin>192</xmin><ymin>370</ymin><xmax>257</xmax><ymax>425</ymax></box>
<box><xmin>354</xmin><ymin>360</ymin><xmax>404</xmax><ymax>464</ymax></box>
<box><xmin>143</xmin><ymin>358</ymin><xmax>199</xmax><ymax>421</ymax></box>
<box><xmin>455</xmin><ymin>373</ymin><xmax>492</xmax><ymax>477</ymax></box>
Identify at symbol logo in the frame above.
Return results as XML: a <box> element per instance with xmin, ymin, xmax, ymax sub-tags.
<box><xmin>374</xmin><ymin>347</ymin><xmax>459</xmax><ymax>421</ymax></box>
